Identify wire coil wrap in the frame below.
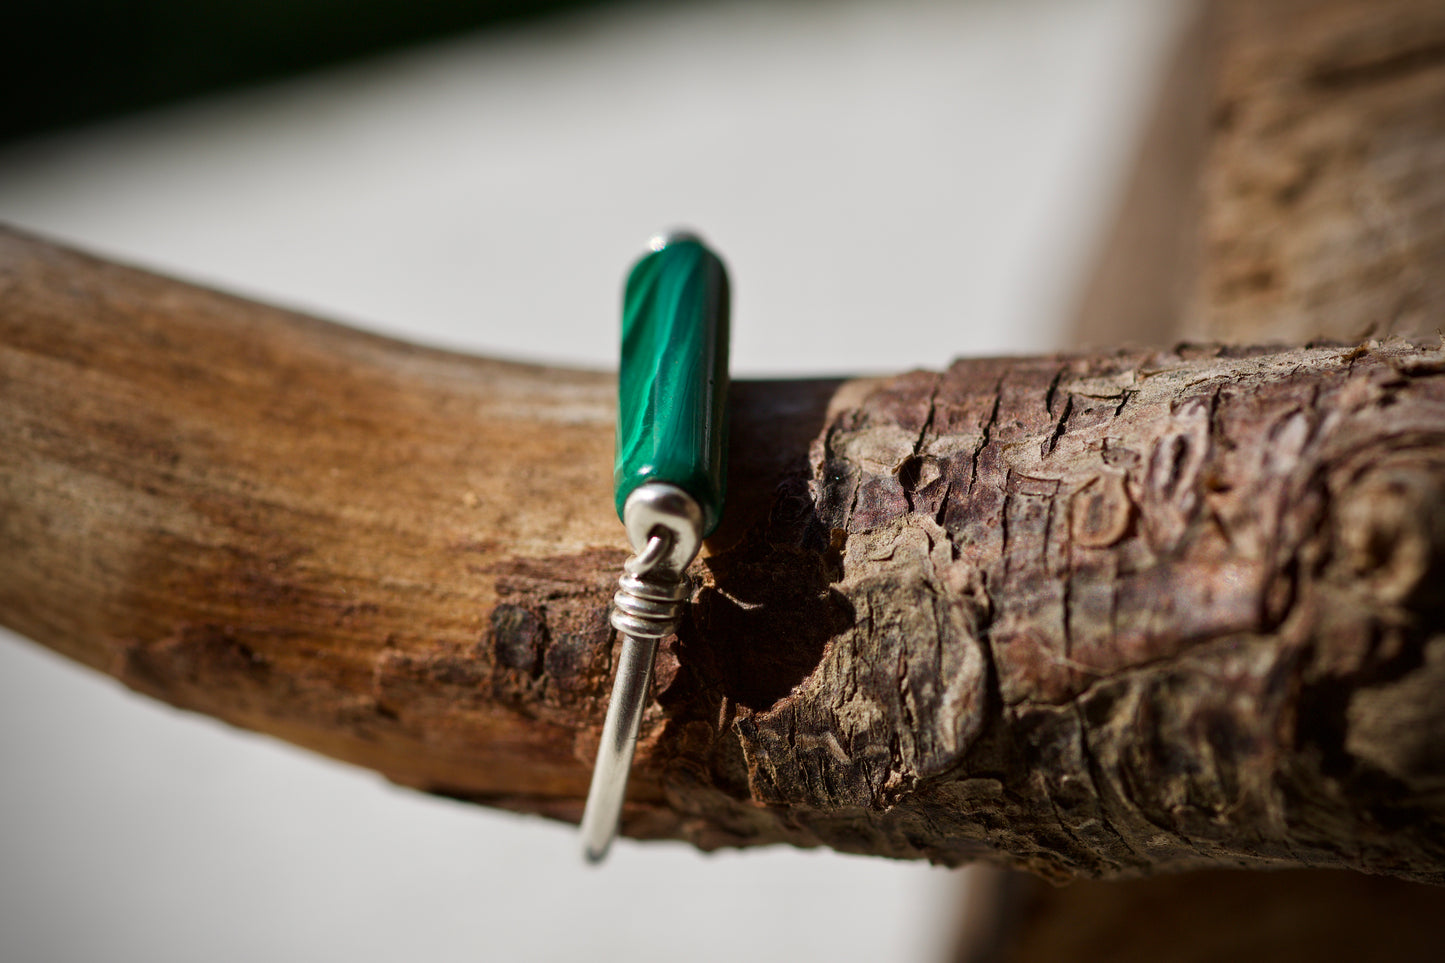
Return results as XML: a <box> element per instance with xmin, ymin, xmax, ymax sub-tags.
<box><xmin>610</xmin><ymin>540</ymin><xmax>689</xmax><ymax>639</ymax></box>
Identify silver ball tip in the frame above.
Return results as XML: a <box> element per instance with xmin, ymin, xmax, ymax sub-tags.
<box><xmin>648</xmin><ymin>229</ymin><xmax>704</xmax><ymax>252</ymax></box>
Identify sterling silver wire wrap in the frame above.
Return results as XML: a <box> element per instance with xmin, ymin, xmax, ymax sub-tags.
<box><xmin>581</xmin><ymin>483</ymin><xmax>704</xmax><ymax>862</ymax></box>
<box><xmin>610</xmin><ymin>534</ymin><xmax>688</xmax><ymax>640</ymax></box>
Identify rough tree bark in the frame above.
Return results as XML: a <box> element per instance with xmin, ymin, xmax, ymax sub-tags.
<box><xmin>974</xmin><ymin>0</ymin><xmax>1445</xmax><ymax>957</ymax></box>
<box><xmin>4</xmin><ymin>225</ymin><xmax>1445</xmax><ymax>886</ymax></box>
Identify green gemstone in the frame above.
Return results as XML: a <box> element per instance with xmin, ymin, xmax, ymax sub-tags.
<box><xmin>614</xmin><ymin>236</ymin><xmax>730</xmax><ymax>536</ymax></box>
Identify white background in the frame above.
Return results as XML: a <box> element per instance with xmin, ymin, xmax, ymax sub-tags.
<box><xmin>0</xmin><ymin>0</ymin><xmax>1185</xmax><ymax>959</ymax></box>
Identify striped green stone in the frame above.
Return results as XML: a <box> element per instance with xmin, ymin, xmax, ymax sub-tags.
<box><xmin>613</xmin><ymin>236</ymin><xmax>730</xmax><ymax>536</ymax></box>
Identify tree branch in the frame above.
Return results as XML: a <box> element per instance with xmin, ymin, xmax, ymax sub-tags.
<box><xmin>4</xmin><ymin>226</ymin><xmax>1444</xmax><ymax>882</ymax></box>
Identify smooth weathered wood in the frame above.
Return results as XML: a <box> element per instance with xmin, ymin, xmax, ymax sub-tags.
<box><xmin>4</xmin><ymin>226</ymin><xmax>1445</xmax><ymax>883</ymax></box>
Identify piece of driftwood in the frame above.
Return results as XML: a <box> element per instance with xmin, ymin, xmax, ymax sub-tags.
<box><xmin>3</xmin><ymin>225</ymin><xmax>1445</xmax><ymax>884</ymax></box>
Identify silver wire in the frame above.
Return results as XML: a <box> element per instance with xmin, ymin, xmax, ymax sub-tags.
<box><xmin>625</xmin><ymin>533</ymin><xmax>670</xmax><ymax>575</ymax></box>
<box><xmin>579</xmin><ymin>631</ymin><xmax>660</xmax><ymax>863</ymax></box>
<box><xmin>581</xmin><ymin>483</ymin><xmax>704</xmax><ymax>863</ymax></box>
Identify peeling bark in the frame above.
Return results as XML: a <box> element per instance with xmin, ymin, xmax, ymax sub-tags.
<box><xmin>4</xmin><ymin>228</ymin><xmax>1445</xmax><ymax>882</ymax></box>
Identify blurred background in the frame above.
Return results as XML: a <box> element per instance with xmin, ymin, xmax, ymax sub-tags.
<box><xmin>0</xmin><ymin>0</ymin><xmax>1187</xmax><ymax>959</ymax></box>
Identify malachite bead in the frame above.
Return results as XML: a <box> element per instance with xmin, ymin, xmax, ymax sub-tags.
<box><xmin>614</xmin><ymin>235</ymin><xmax>730</xmax><ymax>537</ymax></box>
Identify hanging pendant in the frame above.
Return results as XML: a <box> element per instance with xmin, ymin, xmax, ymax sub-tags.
<box><xmin>580</xmin><ymin>231</ymin><xmax>730</xmax><ymax>863</ymax></box>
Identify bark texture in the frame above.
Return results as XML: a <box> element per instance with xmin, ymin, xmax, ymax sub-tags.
<box><xmin>1076</xmin><ymin>0</ymin><xmax>1445</xmax><ymax>348</ymax></box>
<box><xmin>4</xmin><ymin>228</ymin><xmax>1445</xmax><ymax>883</ymax></box>
<box><xmin>993</xmin><ymin>0</ymin><xmax>1445</xmax><ymax>951</ymax></box>
<box><xmin>1196</xmin><ymin>0</ymin><xmax>1445</xmax><ymax>342</ymax></box>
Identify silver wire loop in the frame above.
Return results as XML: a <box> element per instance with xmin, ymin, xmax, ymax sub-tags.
<box><xmin>622</xmin><ymin>483</ymin><xmax>702</xmax><ymax>575</ymax></box>
<box><xmin>624</xmin><ymin>532</ymin><xmax>671</xmax><ymax>576</ymax></box>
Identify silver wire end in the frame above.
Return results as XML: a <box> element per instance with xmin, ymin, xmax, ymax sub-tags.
<box><xmin>580</xmin><ymin>632</ymin><xmax>661</xmax><ymax>863</ymax></box>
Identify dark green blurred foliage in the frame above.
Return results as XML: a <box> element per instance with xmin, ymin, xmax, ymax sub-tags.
<box><xmin>3</xmin><ymin>0</ymin><xmax>615</xmax><ymax>143</ymax></box>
